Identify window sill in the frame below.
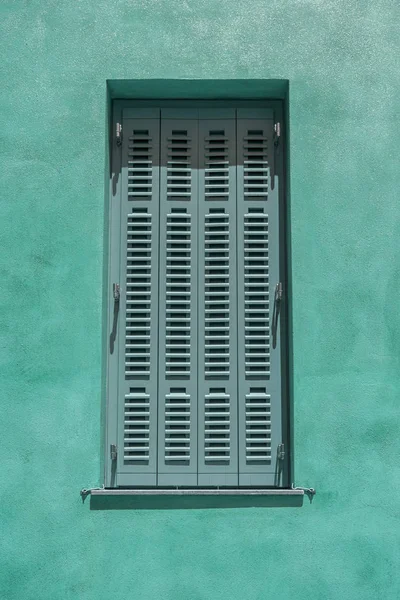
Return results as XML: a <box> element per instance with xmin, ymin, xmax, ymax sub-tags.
<box><xmin>90</xmin><ymin>488</ymin><xmax>305</xmax><ymax>497</ymax></box>
<box><xmin>83</xmin><ymin>487</ymin><xmax>314</xmax><ymax>509</ymax></box>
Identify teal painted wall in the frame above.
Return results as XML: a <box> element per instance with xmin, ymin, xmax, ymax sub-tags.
<box><xmin>1</xmin><ymin>1</ymin><xmax>399</xmax><ymax>598</ymax></box>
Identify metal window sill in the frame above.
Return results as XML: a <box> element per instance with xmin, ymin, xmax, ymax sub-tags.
<box><xmin>89</xmin><ymin>488</ymin><xmax>305</xmax><ymax>497</ymax></box>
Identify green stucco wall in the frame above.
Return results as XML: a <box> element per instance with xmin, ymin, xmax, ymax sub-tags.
<box><xmin>1</xmin><ymin>1</ymin><xmax>399</xmax><ymax>598</ymax></box>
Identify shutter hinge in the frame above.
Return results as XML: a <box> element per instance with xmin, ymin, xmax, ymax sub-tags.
<box><xmin>274</xmin><ymin>122</ymin><xmax>281</xmax><ymax>147</ymax></box>
<box><xmin>277</xmin><ymin>443</ymin><xmax>285</xmax><ymax>461</ymax></box>
<box><xmin>116</xmin><ymin>123</ymin><xmax>122</xmax><ymax>147</ymax></box>
<box><xmin>110</xmin><ymin>444</ymin><xmax>117</xmax><ymax>461</ymax></box>
<box><xmin>113</xmin><ymin>283</ymin><xmax>120</xmax><ymax>302</ymax></box>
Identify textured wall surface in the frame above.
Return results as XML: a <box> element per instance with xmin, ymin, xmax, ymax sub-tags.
<box><xmin>1</xmin><ymin>1</ymin><xmax>400</xmax><ymax>599</ymax></box>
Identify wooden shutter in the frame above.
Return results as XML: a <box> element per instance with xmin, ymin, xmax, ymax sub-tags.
<box><xmin>157</xmin><ymin>110</ymin><xmax>199</xmax><ymax>486</ymax></box>
<box><xmin>115</xmin><ymin>108</ymin><xmax>161</xmax><ymax>486</ymax></box>
<box><xmin>197</xmin><ymin>110</ymin><xmax>238</xmax><ymax>485</ymax></box>
<box><xmin>236</xmin><ymin>109</ymin><xmax>283</xmax><ymax>486</ymax></box>
<box><xmin>109</xmin><ymin>103</ymin><xmax>286</xmax><ymax>489</ymax></box>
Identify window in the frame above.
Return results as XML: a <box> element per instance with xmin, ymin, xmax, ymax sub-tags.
<box><xmin>105</xmin><ymin>101</ymin><xmax>289</xmax><ymax>489</ymax></box>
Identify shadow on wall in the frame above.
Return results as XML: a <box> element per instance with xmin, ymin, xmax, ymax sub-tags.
<box><xmin>89</xmin><ymin>494</ymin><xmax>304</xmax><ymax>510</ymax></box>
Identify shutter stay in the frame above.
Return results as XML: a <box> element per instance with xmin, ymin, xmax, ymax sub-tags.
<box><xmin>277</xmin><ymin>443</ymin><xmax>285</xmax><ymax>461</ymax></box>
<box><xmin>113</xmin><ymin>283</ymin><xmax>120</xmax><ymax>302</ymax></box>
<box><xmin>275</xmin><ymin>281</ymin><xmax>283</xmax><ymax>302</ymax></box>
<box><xmin>116</xmin><ymin>122</ymin><xmax>122</xmax><ymax>146</ymax></box>
<box><xmin>272</xmin><ymin>282</ymin><xmax>283</xmax><ymax>349</ymax></box>
<box><xmin>274</xmin><ymin>122</ymin><xmax>281</xmax><ymax>147</ymax></box>
<box><xmin>110</xmin><ymin>444</ymin><xmax>117</xmax><ymax>460</ymax></box>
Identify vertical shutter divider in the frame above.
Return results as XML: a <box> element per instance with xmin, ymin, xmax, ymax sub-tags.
<box><xmin>235</xmin><ymin>109</ymin><xmax>241</xmax><ymax>482</ymax></box>
<box><xmin>196</xmin><ymin>112</ymin><xmax>200</xmax><ymax>486</ymax></box>
<box><xmin>155</xmin><ymin>111</ymin><xmax>162</xmax><ymax>484</ymax></box>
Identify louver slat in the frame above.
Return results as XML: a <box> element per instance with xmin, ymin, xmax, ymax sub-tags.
<box><xmin>124</xmin><ymin>389</ymin><xmax>151</xmax><ymax>462</ymax></box>
<box><xmin>116</xmin><ymin>113</ymin><xmax>160</xmax><ymax>487</ymax></box>
<box><xmin>243</xmin><ymin>133</ymin><xmax>269</xmax><ymax>200</ymax></box>
<box><xmin>125</xmin><ymin>211</ymin><xmax>152</xmax><ymax>376</ymax></box>
<box><xmin>127</xmin><ymin>130</ymin><xmax>154</xmax><ymax>199</ymax></box>
<box><xmin>237</xmin><ymin>115</ymin><xmax>282</xmax><ymax>486</ymax></box>
<box><xmin>198</xmin><ymin>115</ymin><xmax>238</xmax><ymax>486</ymax></box>
<box><xmin>158</xmin><ymin>116</ymin><xmax>198</xmax><ymax>486</ymax></box>
<box><xmin>167</xmin><ymin>130</ymin><xmax>192</xmax><ymax>200</ymax></box>
<box><xmin>244</xmin><ymin>212</ymin><xmax>270</xmax><ymax>377</ymax></box>
<box><xmin>204</xmin><ymin>211</ymin><xmax>231</xmax><ymax>378</ymax></box>
<box><xmin>204</xmin><ymin>390</ymin><xmax>231</xmax><ymax>462</ymax></box>
<box><xmin>165</xmin><ymin>212</ymin><xmax>192</xmax><ymax>377</ymax></box>
<box><xmin>245</xmin><ymin>389</ymin><xmax>271</xmax><ymax>463</ymax></box>
<box><xmin>164</xmin><ymin>391</ymin><xmax>191</xmax><ymax>463</ymax></box>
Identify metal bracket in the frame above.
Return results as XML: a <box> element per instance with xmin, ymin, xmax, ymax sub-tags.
<box><xmin>291</xmin><ymin>485</ymin><xmax>316</xmax><ymax>502</ymax></box>
<box><xmin>110</xmin><ymin>444</ymin><xmax>117</xmax><ymax>461</ymax></box>
<box><xmin>113</xmin><ymin>283</ymin><xmax>120</xmax><ymax>302</ymax></box>
<box><xmin>274</xmin><ymin>122</ymin><xmax>281</xmax><ymax>147</ymax></box>
<box><xmin>116</xmin><ymin>123</ymin><xmax>122</xmax><ymax>147</ymax></box>
<box><xmin>80</xmin><ymin>486</ymin><xmax>105</xmax><ymax>502</ymax></box>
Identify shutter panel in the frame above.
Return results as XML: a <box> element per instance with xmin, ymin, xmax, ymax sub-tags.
<box><xmin>197</xmin><ymin>112</ymin><xmax>238</xmax><ymax>485</ymax></box>
<box><xmin>116</xmin><ymin>110</ymin><xmax>160</xmax><ymax>486</ymax></box>
<box><xmin>236</xmin><ymin>111</ymin><xmax>283</xmax><ymax>486</ymax></box>
<box><xmin>157</xmin><ymin>111</ymin><xmax>198</xmax><ymax>485</ymax></box>
<box><xmin>110</xmin><ymin>103</ymin><xmax>286</xmax><ymax>489</ymax></box>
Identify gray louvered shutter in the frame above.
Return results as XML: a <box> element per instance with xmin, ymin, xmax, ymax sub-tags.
<box><xmin>157</xmin><ymin>110</ymin><xmax>199</xmax><ymax>486</ymax></box>
<box><xmin>197</xmin><ymin>110</ymin><xmax>239</xmax><ymax>485</ymax></box>
<box><xmin>236</xmin><ymin>109</ymin><xmax>283</xmax><ymax>486</ymax></box>
<box><xmin>116</xmin><ymin>108</ymin><xmax>161</xmax><ymax>486</ymax></box>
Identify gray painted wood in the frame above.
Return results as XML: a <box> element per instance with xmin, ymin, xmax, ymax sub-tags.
<box><xmin>237</xmin><ymin>114</ymin><xmax>283</xmax><ymax>486</ymax></box>
<box><xmin>107</xmin><ymin>102</ymin><xmax>287</xmax><ymax>489</ymax></box>
<box><xmin>116</xmin><ymin>112</ymin><xmax>161</xmax><ymax>486</ymax></box>
<box><xmin>157</xmin><ymin>117</ymin><xmax>199</xmax><ymax>486</ymax></box>
<box><xmin>197</xmin><ymin>117</ymin><xmax>239</xmax><ymax>486</ymax></box>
